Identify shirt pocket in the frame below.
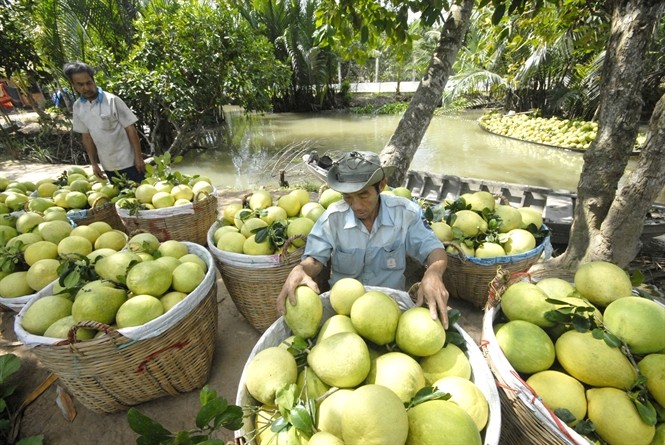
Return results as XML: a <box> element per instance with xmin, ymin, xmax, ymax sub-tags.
<box><xmin>332</xmin><ymin>248</ymin><xmax>364</xmax><ymax>275</ymax></box>
<box><xmin>376</xmin><ymin>241</ymin><xmax>406</xmax><ymax>271</ymax></box>
<box><xmin>99</xmin><ymin>113</ymin><xmax>119</xmax><ymax>131</ymax></box>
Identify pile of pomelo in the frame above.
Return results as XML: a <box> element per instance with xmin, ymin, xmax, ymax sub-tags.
<box><xmin>115</xmin><ymin>174</ymin><xmax>215</xmax><ymax>212</ymax></box>
<box><xmin>17</xmin><ymin>232</ymin><xmax>209</xmax><ymax>339</ymax></box>
<box><xmin>242</xmin><ymin>279</ymin><xmax>491</xmax><ymax>444</ymax></box>
<box><xmin>214</xmin><ymin>187</ymin><xmax>337</xmax><ymax>256</ymax></box>
<box><xmin>491</xmin><ymin>260</ymin><xmax>665</xmax><ymax>444</ymax></box>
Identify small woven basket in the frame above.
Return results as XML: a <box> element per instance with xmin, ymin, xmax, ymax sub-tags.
<box><xmin>117</xmin><ymin>191</ymin><xmax>218</xmax><ymax>245</ymax></box>
<box><xmin>14</xmin><ymin>243</ymin><xmax>218</xmax><ymax>414</ymax></box>
<box><xmin>67</xmin><ymin>200</ymin><xmax>125</xmax><ymax>232</ymax></box>
<box><xmin>207</xmin><ymin>222</ymin><xmax>304</xmax><ymax>333</ymax></box>
<box><xmin>444</xmin><ymin>230</ymin><xmax>551</xmax><ymax>308</ymax></box>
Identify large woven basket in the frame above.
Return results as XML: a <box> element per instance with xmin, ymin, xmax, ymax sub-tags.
<box><xmin>207</xmin><ymin>222</ymin><xmax>304</xmax><ymax>333</ymax></box>
<box><xmin>444</xmin><ymin>230</ymin><xmax>551</xmax><ymax>308</ymax></box>
<box><xmin>14</xmin><ymin>243</ymin><xmax>218</xmax><ymax>414</ymax></box>
<box><xmin>117</xmin><ymin>191</ymin><xmax>218</xmax><ymax>245</ymax></box>
<box><xmin>67</xmin><ymin>200</ymin><xmax>125</xmax><ymax>232</ymax></box>
<box><xmin>234</xmin><ymin>286</ymin><xmax>502</xmax><ymax>445</ymax></box>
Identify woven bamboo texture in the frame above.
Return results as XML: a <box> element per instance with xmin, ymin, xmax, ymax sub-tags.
<box><xmin>119</xmin><ymin>193</ymin><xmax>218</xmax><ymax>245</ymax></box>
<box><xmin>29</xmin><ymin>283</ymin><xmax>218</xmax><ymax>414</ymax></box>
<box><xmin>68</xmin><ymin>201</ymin><xmax>125</xmax><ymax>232</ymax></box>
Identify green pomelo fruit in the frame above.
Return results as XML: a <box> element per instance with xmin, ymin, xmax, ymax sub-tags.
<box><xmin>494</xmin><ymin>204</ymin><xmax>522</xmax><ymax>233</ymax></box>
<box><xmin>72</xmin><ymin>280</ymin><xmax>127</xmax><ymax>324</ymax></box>
<box><xmin>536</xmin><ymin>277</ymin><xmax>576</xmax><ymax>300</ymax></box>
<box><xmin>127</xmin><ymin>232</ymin><xmax>161</xmax><ymax>254</ymax></box>
<box><xmin>126</xmin><ymin>261</ymin><xmax>172</xmax><ymax>297</ymax></box>
<box><xmin>365</xmin><ymin>351</ymin><xmax>425</xmax><ymax>403</ymax></box>
<box><xmin>406</xmin><ymin>399</ymin><xmax>481</xmax><ymax>445</ymax></box>
<box><xmin>170</xmin><ymin>184</ymin><xmax>194</xmax><ymax>202</ymax></box>
<box><xmin>555</xmin><ymin>330</ymin><xmax>637</xmax><ymax>389</ymax></box>
<box><xmin>152</xmin><ymin>191</ymin><xmax>175</xmax><ymax>208</ymax></box>
<box><xmin>157</xmin><ymin>239</ymin><xmax>189</xmax><ymax>259</ymax></box>
<box><xmin>296</xmin><ymin>366</ymin><xmax>330</xmax><ymax>402</ymax></box>
<box><xmin>451</xmin><ymin>210</ymin><xmax>488</xmax><ymax>237</ymax></box>
<box><xmin>603</xmin><ymin>297</ymin><xmax>665</xmax><ymax>355</ymax></box>
<box><xmin>57</xmin><ymin>235</ymin><xmax>93</xmax><ymax>259</ymax></box>
<box><xmin>6</xmin><ymin>233</ymin><xmax>42</xmax><ymax>251</ymax></box>
<box><xmin>94</xmin><ymin>230</ymin><xmax>127</xmax><ymax>251</ymax></box>
<box><xmin>154</xmin><ymin>256</ymin><xmax>181</xmax><ymax>274</ymax></box>
<box><xmin>28</xmin><ymin>197</ymin><xmax>55</xmax><ymax>213</ymax></box>
<box><xmin>36</xmin><ymin>220</ymin><xmax>72</xmax><ymax>244</ymax></box>
<box><xmin>307</xmin><ymin>431</ymin><xmax>344</xmax><ymax>445</ymax></box>
<box><xmin>116</xmin><ymin>294</ymin><xmax>165</xmax><ymax>328</ymax></box>
<box><xmin>300</xmin><ymin>201</ymin><xmax>323</xmax><ymax>218</ymax></box>
<box><xmin>22</xmin><ymin>295</ymin><xmax>73</xmax><ymax>335</ymax></box>
<box><xmin>87</xmin><ymin>248</ymin><xmax>117</xmax><ymax>262</ymax></box>
<box><xmin>136</xmin><ymin>252</ymin><xmax>154</xmax><ymax>262</ymax></box>
<box><xmin>495</xmin><ymin>320</ymin><xmax>555</xmax><ymax>374</ymax></box>
<box><xmin>23</xmin><ymin>240</ymin><xmax>58</xmax><ymax>266</ymax></box>
<box><xmin>317</xmin><ymin>389</ymin><xmax>354</xmax><ymax>439</ymax></box>
<box><xmin>350</xmin><ymin>291</ymin><xmax>401</xmax><ymax>345</ymax></box>
<box><xmin>466</xmin><ymin>191</ymin><xmax>495</xmax><ymax>212</ymax></box>
<box><xmin>392</xmin><ymin>187</ymin><xmax>413</xmax><ymax>199</ymax></box>
<box><xmin>243</xmin><ymin>234</ymin><xmax>274</xmax><ymax>255</ymax></box>
<box><xmin>0</xmin><ymin>271</ymin><xmax>33</xmax><ymax>298</ymax></box>
<box><xmin>500</xmin><ymin>281</ymin><xmax>557</xmax><ymax>328</ymax></box>
<box><xmin>289</xmin><ymin>189</ymin><xmax>311</xmax><ymax>207</ymax></box>
<box><xmin>638</xmin><ymin>354</ymin><xmax>665</xmax><ymax>407</ymax></box>
<box><xmin>171</xmin><ymin>262</ymin><xmax>205</xmax><ymax>293</ymax></box>
<box><xmin>329</xmin><ymin>277</ymin><xmax>365</xmax><ymax>316</ymax></box>
<box><xmin>260</xmin><ymin>205</ymin><xmax>288</xmax><ymax>225</ymax></box>
<box><xmin>502</xmin><ymin>228</ymin><xmax>536</xmax><ymax>255</ymax></box>
<box><xmin>525</xmin><ymin>370</ymin><xmax>587</xmax><ymax>426</ymax></box>
<box><xmin>430</xmin><ymin>221</ymin><xmax>454</xmax><ymax>243</ymax></box>
<box><xmin>308</xmin><ymin>332</ymin><xmax>370</xmax><ymax>388</ymax></box>
<box><xmin>248</xmin><ymin>190</ymin><xmax>273</xmax><ymax>211</ymax></box>
<box><xmin>69</xmin><ymin>179</ymin><xmax>91</xmax><ymax>193</ymax></box>
<box><xmin>87</xmin><ymin>221</ymin><xmax>113</xmax><ymax>235</ymax></box>
<box><xmin>395</xmin><ymin>306</ymin><xmax>445</xmax><ymax>357</ymax></box>
<box><xmin>432</xmin><ymin>375</ymin><xmax>489</xmax><ymax>431</ymax></box>
<box><xmin>316</xmin><ymin>314</ymin><xmax>356</xmax><ymax>343</ymax></box>
<box><xmin>16</xmin><ymin>212</ymin><xmax>44</xmax><ymax>234</ymax></box>
<box><xmin>26</xmin><ymin>258</ymin><xmax>60</xmax><ymax>291</ymax></box>
<box><xmin>240</xmin><ymin>217</ymin><xmax>268</xmax><ymax>239</ymax></box>
<box><xmin>319</xmin><ymin>188</ymin><xmax>343</xmax><ymax>209</ymax></box>
<box><xmin>43</xmin><ymin>315</ymin><xmax>95</xmax><ymax>340</ymax></box>
<box><xmin>95</xmin><ymin>251</ymin><xmax>142</xmax><ymax>283</ymax></box>
<box><xmin>222</xmin><ymin>202</ymin><xmax>243</xmax><ymax>224</ymax></box>
<box><xmin>650</xmin><ymin>424</ymin><xmax>665</xmax><ymax>445</ymax></box>
<box><xmin>213</xmin><ymin>225</ymin><xmax>239</xmax><ymax>243</ymax></box>
<box><xmin>341</xmin><ymin>385</ymin><xmax>409</xmax><ymax>445</ymax></box>
<box><xmin>65</xmin><ymin>191</ymin><xmax>88</xmax><ymax>209</ymax></box>
<box><xmin>278</xmin><ymin>194</ymin><xmax>301</xmax><ymax>217</ymax></box>
<box><xmin>475</xmin><ymin>242</ymin><xmax>506</xmax><ymax>258</ymax></box>
<box><xmin>70</xmin><ymin>225</ymin><xmax>101</xmax><ymax>244</ymax></box>
<box><xmin>0</xmin><ymin>226</ymin><xmax>18</xmax><ymax>246</ymax></box>
<box><xmin>160</xmin><ymin>291</ymin><xmax>187</xmax><ymax>312</ymax></box>
<box><xmin>286</xmin><ymin>217</ymin><xmax>314</xmax><ymax>247</ymax></box>
<box><xmin>217</xmin><ymin>231</ymin><xmax>246</xmax><ymax>253</ymax></box>
<box><xmin>285</xmin><ymin>285</ymin><xmax>323</xmax><ymax>338</ymax></box>
<box><xmin>245</xmin><ymin>346</ymin><xmax>298</xmax><ymax>406</ymax></box>
<box><xmin>419</xmin><ymin>343</ymin><xmax>471</xmax><ymax>385</ymax></box>
<box><xmin>178</xmin><ymin>253</ymin><xmax>207</xmax><ymax>273</ymax></box>
<box><xmin>518</xmin><ymin>207</ymin><xmax>543</xmax><ymax>229</ymax></box>
<box><xmin>574</xmin><ymin>260</ymin><xmax>633</xmax><ymax>307</ymax></box>
<box><xmin>587</xmin><ymin>387</ymin><xmax>655</xmax><ymax>445</ymax></box>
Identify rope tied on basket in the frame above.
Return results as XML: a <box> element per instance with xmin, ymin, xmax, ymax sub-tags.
<box><xmin>486</xmin><ymin>267</ymin><xmax>532</xmax><ymax>309</ymax></box>
<box><xmin>278</xmin><ymin>234</ymin><xmax>307</xmax><ymax>263</ymax></box>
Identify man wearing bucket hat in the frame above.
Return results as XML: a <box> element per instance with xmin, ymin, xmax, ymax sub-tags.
<box><xmin>277</xmin><ymin>151</ymin><xmax>450</xmax><ymax>328</ymax></box>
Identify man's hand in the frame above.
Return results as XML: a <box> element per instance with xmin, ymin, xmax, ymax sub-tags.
<box><xmin>415</xmin><ymin>248</ymin><xmax>450</xmax><ymax>328</ymax></box>
<box><xmin>135</xmin><ymin>157</ymin><xmax>146</xmax><ymax>174</ymax></box>
<box><xmin>92</xmin><ymin>163</ymin><xmax>106</xmax><ymax>180</ymax></box>
<box><xmin>276</xmin><ymin>264</ymin><xmax>320</xmax><ymax>314</ymax></box>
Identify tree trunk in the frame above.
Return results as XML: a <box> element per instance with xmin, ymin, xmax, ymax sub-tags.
<box><xmin>380</xmin><ymin>0</ymin><xmax>474</xmax><ymax>186</ymax></box>
<box><xmin>544</xmin><ymin>0</ymin><xmax>665</xmax><ymax>271</ymax></box>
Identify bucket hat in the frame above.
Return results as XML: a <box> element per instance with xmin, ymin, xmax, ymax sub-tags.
<box><xmin>327</xmin><ymin>151</ymin><xmax>396</xmax><ymax>193</ymax></box>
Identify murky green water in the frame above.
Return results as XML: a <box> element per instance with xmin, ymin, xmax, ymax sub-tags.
<box><xmin>178</xmin><ymin>108</ymin><xmax>664</xmax><ymax>203</ymax></box>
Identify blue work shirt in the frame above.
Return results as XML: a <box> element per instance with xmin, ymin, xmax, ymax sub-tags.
<box><xmin>304</xmin><ymin>194</ymin><xmax>443</xmax><ymax>290</ymax></box>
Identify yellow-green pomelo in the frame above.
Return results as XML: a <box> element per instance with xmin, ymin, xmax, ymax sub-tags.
<box><xmin>222</xmin><ymin>202</ymin><xmax>244</xmax><ymax>225</ymax></box>
<box><xmin>451</xmin><ymin>210</ymin><xmax>488</xmax><ymax>237</ymax></box>
<box><xmin>341</xmin><ymin>384</ymin><xmax>409</xmax><ymax>445</ymax></box>
<box><xmin>248</xmin><ymin>190</ymin><xmax>273</xmax><ymax>210</ymax></box>
<box><xmin>95</xmin><ymin>251</ymin><xmax>142</xmax><ymax>283</ymax></box>
<box><xmin>26</xmin><ymin>258</ymin><xmax>60</xmax><ymax>291</ymax></box>
<box><xmin>259</xmin><ymin>205</ymin><xmax>288</xmax><ymax>225</ymax></box>
<box><xmin>21</xmin><ymin>295</ymin><xmax>73</xmax><ymax>335</ymax></box>
<box><xmin>170</xmin><ymin>184</ymin><xmax>194</xmax><ymax>201</ymax></box>
<box><xmin>70</xmin><ymin>225</ymin><xmax>100</xmax><ymax>244</ymax></box>
<box><xmin>536</xmin><ymin>277</ymin><xmax>576</xmax><ymax>300</ymax></box>
<box><xmin>587</xmin><ymin>387</ymin><xmax>655</xmax><ymax>445</ymax></box>
<box><xmin>0</xmin><ymin>271</ymin><xmax>33</xmax><ymax>298</ymax></box>
<box><xmin>127</xmin><ymin>232</ymin><xmax>161</xmax><ymax>254</ymax></box>
<box><xmin>245</xmin><ymin>346</ymin><xmax>298</xmax><ymax>406</ymax></box>
<box><xmin>243</xmin><ymin>234</ymin><xmax>274</xmax><ymax>255</ymax></box>
<box><xmin>37</xmin><ymin>182</ymin><xmax>58</xmax><ymax>198</ymax></box>
<box><xmin>431</xmin><ymin>221</ymin><xmax>453</xmax><ymax>243</ymax></box>
<box><xmin>217</xmin><ymin>231</ymin><xmax>246</xmax><ymax>253</ymax></box>
<box><xmin>316</xmin><ymin>314</ymin><xmax>356</xmax><ymax>343</ymax></box>
<box><xmin>43</xmin><ymin>315</ymin><xmax>95</xmax><ymax>340</ymax></box>
<box><xmin>296</xmin><ymin>366</ymin><xmax>330</xmax><ymax>402</ymax></box>
<box><xmin>0</xmin><ymin>226</ymin><xmax>18</xmax><ymax>245</ymax></box>
<box><xmin>28</xmin><ymin>197</ymin><xmax>55</xmax><ymax>213</ymax></box>
<box><xmin>65</xmin><ymin>191</ymin><xmax>88</xmax><ymax>209</ymax></box>
<box><xmin>151</xmin><ymin>191</ymin><xmax>175</xmax><ymax>209</ymax></box>
<box><xmin>365</xmin><ymin>351</ymin><xmax>425</xmax><ymax>403</ymax></box>
<box><xmin>286</xmin><ymin>217</ymin><xmax>314</xmax><ymax>248</ymax></box>
<box><xmin>419</xmin><ymin>343</ymin><xmax>471</xmax><ymax>385</ymax></box>
<box><xmin>392</xmin><ymin>186</ymin><xmax>413</xmax><ymax>200</ymax></box>
<box><xmin>213</xmin><ymin>225</ymin><xmax>239</xmax><ymax>243</ymax></box>
<box><xmin>406</xmin><ymin>399</ymin><xmax>481</xmax><ymax>445</ymax></box>
<box><xmin>87</xmin><ymin>248</ymin><xmax>117</xmax><ymax>262</ymax></box>
<box><xmin>126</xmin><ymin>261</ymin><xmax>173</xmax><ymax>297</ymax></box>
<box><xmin>518</xmin><ymin>207</ymin><xmax>543</xmax><ymax>229</ymax></box>
<box><xmin>603</xmin><ymin>297</ymin><xmax>665</xmax><ymax>355</ymax></box>
<box><xmin>308</xmin><ymin>431</ymin><xmax>344</xmax><ymax>445</ymax></box>
<box><xmin>555</xmin><ymin>330</ymin><xmax>637</xmax><ymax>389</ymax></box>
<box><xmin>329</xmin><ymin>277</ymin><xmax>365</xmax><ymax>316</ymax></box>
<box><xmin>278</xmin><ymin>194</ymin><xmax>301</xmax><ymax>217</ymax></box>
<box><xmin>319</xmin><ymin>188</ymin><xmax>343</xmax><ymax>209</ymax></box>
<box><xmin>638</xmin><ymin>354</ymin><xmax>665</xmax><ymax>407</ymax></box>
<box><xmin>574</xmin><ymin>260</ymin><xmax>632</xmax><ymax>307</ymax></box>
<box><xmin>432</xmin><ymin>375</ymin><xmax>489</xmax><ymax>430</ymax></box>
<box><xmin>289</xmin><ymin>188</ymin><xmax>311</xmax><ymax>207</ymax></box>
<box><xmin>16</xmin><ymin>212</ymin><xmax>44</xmax><ymax>234</ymax></box>
<box><xmin>23</xmin><ymin>240</ymin><xmax>58</xmax><ymax>266</ymax></box>
<box><xmin>350</xmin><ymin>291</ymin><xmax>401</xmax><ymax>345</ymax></box>
<box><xmin>233</xmin><ymin>208</ymin><xmax>253</xmax><ymax>230</ymax></box>
<box><xmin>525</xmin><ymin>370</ymin><xmax>587</xmax><ymax>426</ymax></box>
<box><xmin>500</xmin><ymin>281</ymin><xmax>557</xmax><ymax>327</ymax></box>
<box><xmin>153</xmin><ymin>180</ymin><xmax>171</xmax><ymax>193</ymax></box>
<box><xmin>160</xmin><ymin>291</ymin><xmax>187</xmax><ymax>312</ymax></box>
<box><xmin>502</xmin><ymin>228</ymin><xmax>536</xmax><ymax>255</ymax></box>
<box><xmin>467</xmin><ymin>190</ymin><xmax>495</xmax><ymax>212</ymax></box>
<box><xmin>136</xmin><ymin>252</ymin><xmax>154</xmax><ymax>262</ymax></box>
<box><xmin>72</xmin><ymin>280</ymin><xmax>127</xmax><ymax>324</ymax></box>
<box><xmin>178</xmin><ymin>253</ymin><xmax>207</xmax><ymax>273</ymax></box>
<box><xmin>495</xmin><ymin>204</ymin><xmax>522</xmax><ymax>233</ymax></box>
<box><xmin>171</xmin><ymin>262</ymin><xmax>205</xmax><ymax>293</ymax></box>
<box><xmin>88</xmin><ymin>221</ymin><xmax>113</xmax><ymax>235</ymax></box>
<box><xmin>6</xmin><ymin>233</ymin><xmax>42</xmax><ymax>251</ymax></box>
<box><xmin>57</xmin><ymin>235</ymin><xmax>93</xmax><ymax>258</ymax></box>
<box><xmin>317</xmin><ymin>388</ymin><xmax>354</xmax><ymax>438</ymax></box>
<box><xmin>116</xmin><ymin>294</ymin><xmax>165</xmax><ymax>328</ymax></box>
<box><xmin>37</xmin><ymin>220</ymin><xmax>73</xmax><ymax>244</ymax></box>
<box><xmin>495</xmin><ymin>320</ymin><xmax>555</xmax><ymax>374</ymax></box>
<box><xmin>308</xmin><ymin>332</ymin><xmax>370</xmax><ymax>387</ymax></box>
<box><xmin>650</xmin><ymin>424</ymin><xmax>665</xmax><ymax>445</ymax></box>
<box><xmin>285</xmin><ymin>285</ymin><xmax>323</xmax><ymax>338</ymax></box>
<box><xmin>475</xmin><ymin>242</ymin><xmax>506</xmax><ymax>258</ymax></box>
<box><xmin>300</xmin><ymin>201</ymin><xmax>323</xmax><ymax>218</ymax></box>
<box><xmin>240</xmin><ymin>217</ymin><xmax>268</xmax><ymax>238</ymax></box>
<box><xmin>94</xmin><ymin>230</ymin><xmax>127</xmax><ymax>251</ymax></box>
<box><xmin>154</xmin><ymin>255</ymin><xmax>181</xmax><ymax>273</ymax></box>
<box><xmin>396</xmin><ymin>307</ymin><xmax>445</xmax><ymax>357</ymax></box>
<box><xmin>157</xmin><ymin>239</ymin><xmax>189</xmax><ymax>259</ymax></box>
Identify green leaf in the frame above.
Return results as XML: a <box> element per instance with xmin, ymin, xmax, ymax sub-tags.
<box><xmin>288</xmin><ymin>405</ymin><xmax>314</xmax><ymax>436</ymax></box>
<box><xmin>196</xmin><ymin>397</ymin><xmax>228</xmax><ymax>429</ymax></box>
<box><xmin>0</xmin><ymin>399</ymin><xmax>7</xmax><ymax>413</ymax></box>
<box><xmin>572</xmin><ymin>419</ymin><xmax>595</xmax><ymax>436</ymax></box>
<box><xmin>270</xmin><ymin>416</ymin><xmax>289</xmax><ymax>433</ymax></box>
<box><xmin>214</xmin><ymin>404</ymin><xmax>243</xmax><ymax>431</ymax></box>
<box><xmin>602</xmin><ymin>331</ymin><xmax>621</xmax><ymax>348</ymax></box>
<box><xmin>0</xmin><ymin>353</ymin><xmax>21</xmax><ymax>383</ymax></box>
<box><xmin>63</xmin><ymin>269</ymin><xmax>82</xmax><ymax>288</ymax></box>
<box><xmin>407</xmin><ymin>386</ymin><xmax>450</xmax><ymax>408</ymax></box>
<box><xmin>173</xmin><ymin>431</ymin><xmax>194</xmax><ymax>444</ymax></box>
<box><xmin>0</xmin><ymin>382</ymin><xmax>18</xmax><ymax>399</ymax></box>
<box><xmin>16</xmin><ymin>436</ymin><xmax>45</xmax><ymax>445</ymax></box>
<box><xmin>591</xmin><ymin>328</ymin><xmax>604</xmax><ymax>340</ymax></box>
<box><xmin>127</xmin><ymin>408</ymin><xmax>172</xmax><ymax>438</ymax></box>
<box><xmin>199</xmin><ymin>385</ymin><xmax>217</xmax><ymax>406</ymax></box>
<box><xmin>553</xmin><ymin>407</ymin><xmax>576</xmax><ymax>424</ymax></box>
<box><xmin>634</xmin><ymin>399</ymin><xmax>657</xmax><ymax>426</ymax></box>
<box><xmin>630</xmin><ymin>270</ymin><xmax>645</xmax><ymax>287</ymax></box>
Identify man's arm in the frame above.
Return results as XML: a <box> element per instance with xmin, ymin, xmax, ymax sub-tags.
<box><xmin>125</xmin><ymin>124</ymin><xmax>145</xmax><ymax>173</ymax></box>
<box><xmin>417</xmin><ymin>247</ymin><xmax>450</xmax><ymax>328</ymax></box>
<box><xmin>81</xmin><ymin>133</ymin><xmax>105</xmax><ymax>179</ymax></box>
<box><xmin>276</xmin><ymin>257</ymin><xmax>324</xmax><ymax>313</ymax></box>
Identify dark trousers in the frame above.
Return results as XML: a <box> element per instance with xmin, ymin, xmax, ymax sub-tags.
<box><xmin>105</xmin><ymin>166</ymin><xmax>145</xmax><ymax>184</ymax></box>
